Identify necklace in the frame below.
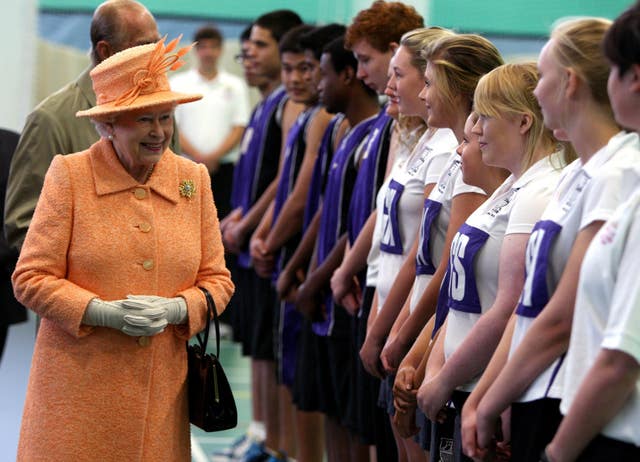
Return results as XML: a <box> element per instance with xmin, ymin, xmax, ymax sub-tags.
<box><xmin>142</xmin><ymin>165</ymin><xmax>155</xmax><ymax>184</ymax></box>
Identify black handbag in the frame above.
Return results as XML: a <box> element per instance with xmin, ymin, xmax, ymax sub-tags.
<box><xmin>187</xmin><ymin>287</ymin><xmax>237</xmax><ymax>431</ymax></box>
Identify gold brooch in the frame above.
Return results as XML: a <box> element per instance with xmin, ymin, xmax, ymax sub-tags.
<box><xmin>179</xmin><ymin>179</ymin><xmax>196</xmax><ymax>199</ymax></box>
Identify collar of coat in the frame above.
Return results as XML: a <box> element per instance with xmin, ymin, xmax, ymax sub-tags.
<box><xmin>90</xmin><ymin>138</ymin><xmax>181</xmax><ymax>204</ymax></box>
<box><xmin>77</xmin><ymin>67</ymin><xmax>97</xmax><ymax>107</ymax></box>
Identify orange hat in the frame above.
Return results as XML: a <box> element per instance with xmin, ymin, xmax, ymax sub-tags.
<box><xmin>76</xmin><ymin>36</ymin><xmax>202</xmax><ymax>118</ymax></box>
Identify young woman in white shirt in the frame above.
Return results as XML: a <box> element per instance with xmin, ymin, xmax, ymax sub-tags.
<box><xmin>417</xmin><ymin>62</ymin><xmax>569</xmax><ymax>462</ymax></box>
<box><xmin>358</xmin><ymin>27</ymin><xmax>456</xmax><ymax>462</ymax></box>
<box><xmin>462</xmin><ymin>17</ymin><xmax>640</xmax><ymax>462</ymax></box>
<box><xmin>382</xmin><ymin>33</ymin><xmax>503</xmax><ymax>461</ymax></box>
<box><xmin>545</xmin><ymin>5</ymin><xmax>640</xmax><ymax>461</ymax></box>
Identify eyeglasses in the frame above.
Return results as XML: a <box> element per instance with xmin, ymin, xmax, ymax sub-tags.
<box><xmin>234</xmin><ymin>53</ymin><xmax>249</xmax><ymax>64</ymax></box>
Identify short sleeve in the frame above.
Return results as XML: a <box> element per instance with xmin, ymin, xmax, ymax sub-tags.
<box><xmin>601</xmin><ymin>200</ymin><xmax>640</xmax><ymax>363</ymax></box>
<box><xmin>581</xmin><ymin>161</ymin><xmax>640</xmax><ymax>229</ymax></box>
<box><xmin>452</xmin><ymin>172</ymin><xmax>485</xmax><ymax>198</ymax></box>
<box><xmin>506</xmin><ymin>180</ymin><xmax>556</xmax><ymax>235</ymax></box>
<box><xmin>424</xmin><ymin>151</ymin><xmax>451</xmax><ymax>186</ymax></box>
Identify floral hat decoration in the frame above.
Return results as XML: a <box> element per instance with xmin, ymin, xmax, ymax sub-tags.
<box><xmin>76</xmin><ymin>35</ymin><xmax>202</xmax><ymax>118</ymax></box>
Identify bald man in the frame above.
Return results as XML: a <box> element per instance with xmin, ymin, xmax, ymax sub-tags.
<box><xmin>4</xmin><ymin>0</ymin><xmax>179</xmax><ymax>251</ymax></box>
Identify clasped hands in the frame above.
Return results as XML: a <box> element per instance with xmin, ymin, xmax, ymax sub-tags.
<box><xmin>249</xmin><ymin>237</ymin><xmax>275</xmax><ymax>278</ymax></box>
<box><xmin>83</xmin><ymin>295</ymin><xmax>188</xmax><ymax>336</ymax></box>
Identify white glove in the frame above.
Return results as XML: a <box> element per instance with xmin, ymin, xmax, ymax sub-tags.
<box><xmin>124</xmin><ymin>295</ymin><xmax>188</xmax><ymax>325</ymax></box>
<box><xmin>83</xmin><ymin>298</ymin><xmax>168</xmax><ymax>336</ymax></box>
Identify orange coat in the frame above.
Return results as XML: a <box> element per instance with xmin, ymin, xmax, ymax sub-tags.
<box><xmin>12</xmin><ymin>138</ymin><xmax>234</xmax><ymax>461</ymax></box>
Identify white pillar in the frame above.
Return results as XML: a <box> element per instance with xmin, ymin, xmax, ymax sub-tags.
<box><xmin>0</xmin><ymin>0</ymin><xmax>37</xmax><ymax>132</ymax></box>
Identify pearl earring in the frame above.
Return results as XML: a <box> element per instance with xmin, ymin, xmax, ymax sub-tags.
<box><xmin>107</xmin><ymin>134</ymin><xmax>113</xmax><ymax>140</ymax></box>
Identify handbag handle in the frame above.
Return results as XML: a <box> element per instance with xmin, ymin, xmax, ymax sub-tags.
<box><xmin>197</xmin><ymin>287</ymin><xmax>221</xmax><ymax>358</ymax></box>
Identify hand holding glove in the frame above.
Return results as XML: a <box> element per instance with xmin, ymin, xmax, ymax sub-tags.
<box><xmin>83</xmin><ymin>298</ymin><xmax>168</xmax><ymax>336</ymax></box>
<box><xmin>123</xmin><ymin>295</ymin><xmax>188</xmax><ymax>325</ymax></box>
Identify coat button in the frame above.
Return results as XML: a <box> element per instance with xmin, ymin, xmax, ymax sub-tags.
<box><xmin>138</xmin><ymin>336</ymin><xmax>151</xmax><ymax>347</ymax></box>
<box><xmin>139</xmin><ymin>222</ymin><xmax>151</xmax><ymax>233</ymax></box>
<box><xmin>142</xmin><ymin>259</ymin><xmax>154</xmax><ymax>270</ymax></box>
<box><xmin>134</xmin><ymin>188</ymin><xmax>147</xmax><ymax>199</ymax></box>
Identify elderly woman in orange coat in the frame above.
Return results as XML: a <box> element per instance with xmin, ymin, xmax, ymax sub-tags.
<box><xmin>12</xmin><ymin>38</ymin><xmax>234</xmax><ymax>461</ymax></box>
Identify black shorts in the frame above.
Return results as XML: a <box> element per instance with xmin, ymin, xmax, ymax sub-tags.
<box><xmin>415</xmin><ymin>408</ymin><xmax>432</xmax><ymax>451</ymax></box>
<box><xmin>577</xmin><ymin>434</ymin><xmax>640</xmax><ymax>461</ymax></box>
<box><xmin>350</xmin><ymin>285</ymin><xmax>397</xmax><ymax>461</ymax></box>
<box><xmin>377</xmin><ymin>374</ymin><xmax>396</xmax><ymax>416</ymax></box>
<box><xmin>430</xmin><ymin>406</ymin><xmax>456</xmax><ymax>462</ymax></box>
<box><xmin>230</xmin><ymin>265</ymin><xmax>251</xmax><ymax>352</ymax></box>
<box><xmin>292</xmin><ymin>319</ymin><xmax>331</xmax><ymax>413</ymax></box>
<box><xmin>249</xmin><ymin>272</ymin><xmax>277</xmax><ymax>360</ymax></box>
<box><xmin>323</xmin><ymin>330</ymin><xmax>353</xmax><ymax>425</ymax></box>
<box><xmin>275</xmin><ymin>299</ymin><xmax>302</xmax><ymax>388</ymax></box>
<box><xmin>230</xmin><ymin>265</ymin><xmax>248</xmax><ymax>346</ymax></box>
<box><xmin>511</xmin><ymin>398</ymin><xmax>562</xmax><ymax>462</ymax></box>
<box><xmin>451</xmin><ymin>390</ymin><xmax>473</xmax><ymax>462</ymax></box>
<box><xmin>211</xmin><ymin>162</ymin><xmax>234</xmax><ymax>220</ymax></box>
<box><xmin>352</xmin><ymin>285</ymin><xmax>380</xmax><ymax>440</ymax></box>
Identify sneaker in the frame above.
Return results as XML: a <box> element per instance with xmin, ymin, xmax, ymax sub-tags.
<box><xmin>240</xmin><ymin>442</ymin><xmax>270</xmax><ymax>462</ymax></box>
<box><xmin>266</xmin><ymin>450</ymin><xmax>287</xmax><ymax>462</ymax></box>
<box><xmin>210</xmin><ymin>434</ymin><xmax>254</xmax><ymax>461</ymax></box>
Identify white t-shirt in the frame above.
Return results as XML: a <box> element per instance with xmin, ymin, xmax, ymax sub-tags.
<box><xmin>561</xmin><ymin>187</ymin><xmax>640</xmax><ymax>446</ymax></box>
<box><xmin>405</xmin><ymin>129</ymin><xmax>459</xmax><ymax>312</ymax></box>
<box><xmin>366</xmin><ymin>123</ymin><xmax>417</xmax><ymax>287</ymax></box>
<box><xmin>408</xmin><ymin>151</ymin><xmax>486</xmax><ymax>316</ymax></box>
<box><xmin>170</xmin><ymin>68</ymin><xmax>250</xmax><ymax>163</ymax></box>
<box><xmin>511</xmin><ymin>131</ymin><xmax>640</xmax><ymax>402</ymax></box>
<box><xmin>376</xmin><ymin>128</ymin><xmax>456</xmax><ymax>308</ymax></box>
<box><xmin>443</xmin><ymin>152</ymin><xmax>563</xmax><ymax>392</ymax></box>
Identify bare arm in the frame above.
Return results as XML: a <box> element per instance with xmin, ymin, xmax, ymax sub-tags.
<box><xmin>399</xmin><ymin>315</ymin><xmax>438</xmax><ymax>373</ymax></box>
<box><xmin>276</xmin><ymin>209</ymin><xmax>322</xmax><ymax>301</ymax></box>
<box><xmin>264</xmin><ymin>109</ymin><xmax>333</xmax><ymax>254</ymax></box>
<box><xmin>297</xmin><ymin>234</ymin><xmax>348</xmax><ymax>320</ymax></box>
<box><xmin>362</xmin><ymin>184</ymin><xmax>437</xmax><ymax>358</ymax></box>
<box><xmin>244</xmin><ymin>100</ymin><xmax>303</xmax><ymax>275</ymax></box>
<box><xmin>224</xmin><ymin>100</ymin><xmax>303</xmax><ymax>250</ymax></box>
<box><xmin>331</xmin><ymin>209</ymin><xmax>377</xmax><ymax>308</ymax></box>
<box><xmin>330</xmin><ymin>127</ymin><xmax>401</xmax><ymax>305</ymax></box>
<box><xmin>226</xmin><ymin>179</ymin><xmax>279</xmax><ymax>252</ymax></box>
<box><xmin>423</xmin><ymin>318</ymin><xmax>447</xmax><ymax>383</ymax></box>
<box><xmin>249</xmin><ymin>201</ymin><xmax>275</xmax><ymax>278</ymax></box>
<box><xmin>386</xmin><ymin>192</ymin><xmax>487</xmax><ymax>360</ymax></box>
<box><xmin>462</xmin><ymin>315</ymin><xmax>517</xmax><ymax>458</ymax></box>
<box><xmin>475</xmin><ymin>221</ymin><xmax>604</xmax><ymax>434</ymax></box>
<box><xmin>393</xmin><ymin>314</ymin><xmax>436</xmax><ymax>411</ymax></box>
<box><xmin>546</xmin><ymin>349</ymin><xmax>639</xmax><ymax>462</ymax></box>
<box><xmin>420</xmin><ymin>234</ymin><xmax>529</xmax><ymax>417</ymax></box>
<box><xmin>368</xmin><ymin>240</ymin><xmax>418</xmax><ymax>340</ymax></box>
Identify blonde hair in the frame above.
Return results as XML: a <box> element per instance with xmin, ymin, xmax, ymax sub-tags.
<box><xmin>399</xmin><ymin>27</ymin><xmax>453</xmax><ymax>73</ymax></box>
<box><xmin>395</xmin><ymin>115</ymin><xmax>428</xmax><ymax>151</ymax></box>
<box><xmin>474</xmin><ymin>62</ymin><xmax>575</xmax><ymax>172</ymax></box>
<box><xmin>550</xmin><ymin>17</ymin><xmax>613</xmax><ymax>109</ymax></box>
<box><xmin>423</xmin><ymin>33</ymin><xmax>504</xmax><ymax>111</ymax></box>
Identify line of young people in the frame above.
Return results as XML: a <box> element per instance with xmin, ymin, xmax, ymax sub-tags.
<box><xmin>346</xmin><ymin>4</ymin><xmax>640</xmax><ymax>462</ymax></box>
<box><xmin>459</xmin><ymin>5</ymin><xmax>640</xmax><ymax>462</ymax></box>
<box><xmin>221</xmin><ymin>2</ymin><xmax>640</xmax><ymax>462</ymax></box>
<box><xmin>221</xmin><ymin>3</ymin><xmax>426</xmax><ymax>461</ymax></box>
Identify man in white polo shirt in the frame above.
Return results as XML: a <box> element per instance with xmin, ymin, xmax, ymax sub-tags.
<box><xmin>171</xmin><ymin>25</ymin><xmax>250</xmax><ymax>219</ymax></box>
